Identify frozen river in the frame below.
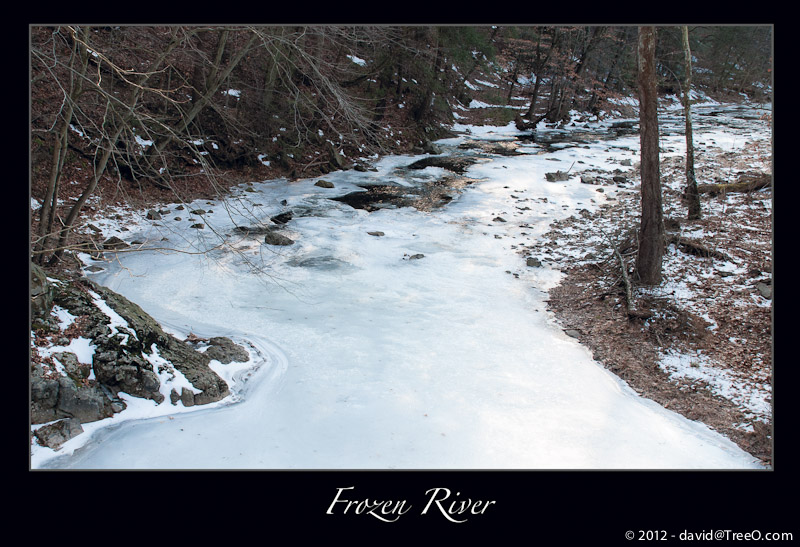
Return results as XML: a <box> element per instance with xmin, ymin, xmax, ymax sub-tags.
<box><xmin>34</xmin><ymin>101</ymin><xmax>770</xmax><ymax>469</ymax></box>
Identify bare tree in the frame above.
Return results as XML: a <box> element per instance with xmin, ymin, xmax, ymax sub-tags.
<box><xmin>31</xmin><ymin>26</ymin><xmax>194</xmax><ymax>264</ymax></box>
<box><xmin>31</xmin><ymin>26</ymin><xmax>390</xmax><ymax>267</ymax></box>
<box><xmin>682</xmin><ymin>26</ymin><xmax>701</xmax><ymax>220</ymax></box>
<box><xmin>33</xmin><ymin>26</ymin><xmax>91</xmax><ymax>264</ymax></box>
<box><xmin>635</xmin><ymin>26</ymin><xmax>664</xmax><ymax>285</ymax></box>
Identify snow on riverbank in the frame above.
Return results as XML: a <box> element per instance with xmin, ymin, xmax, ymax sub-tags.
<box><xmin>31</xmin><ymin>101</ymin><xmax>769</xmax><ymax>470</ymax></box>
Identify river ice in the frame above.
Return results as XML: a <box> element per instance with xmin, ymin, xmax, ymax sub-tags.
<box><xmin>32</xmin><ymin>102</ymin><xmax>770</xmax><ymax>469</ymax></box>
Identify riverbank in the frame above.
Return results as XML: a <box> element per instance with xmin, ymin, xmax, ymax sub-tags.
<box><xmin>538</xmin><ymin>102</ymin><xmax>773</xmax><ymax>465</ymax></box>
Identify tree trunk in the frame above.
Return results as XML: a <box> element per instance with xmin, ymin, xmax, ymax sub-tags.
<box><xmin>34</xmin><ymin>26</ymin><xmax>90</xmax><ymax>264</ymax></box>
<box><xmin>49</xmin><ymin>121</ymin><xmax>123</xmax><ymax>264</ymax></box>
<box><xmin>42</xmin><ymin>28</ymin><xmax>188</xmax><ymax>263</ymax></box>
<box><xmin>682</xmin><ymin>26</ymin><xmax>701</xmax><ymax>220</ymax></box>
<box><xmin>525</xmin><ymin>28</ymin><xmax>559</xmax><ymax>119</ymax></box>
<box><xmin>411</xmin><ymin>28</ymin><xmax>441</xmax><ymax>123</ymax></box>
<box><xmin>635</xmin><ymin>26</ymin><xmax>664</xmax><ymax>285</ymax></box>
<box><xmin>525</xmin><ymin>75</ymin><xmax>542</xmax><ymax>119</ymax></box>
<box><xmin>506</xmin><ymin>62</ymin><xmax>518</xmax><ymax>105</ymax></box>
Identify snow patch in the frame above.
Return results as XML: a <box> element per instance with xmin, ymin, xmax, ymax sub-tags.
<box><xmin>347</xmin><ymin>54</ymin><xmax>366</xmax><ymax>66</ymax></box>
<box><xmin>87</xmin><ymin>290</ymin><xmax>137</xmax><ymax>346</ymax></box>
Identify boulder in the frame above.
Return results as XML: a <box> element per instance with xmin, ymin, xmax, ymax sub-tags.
<box><xmin>264</xmin><ymin>230</ymin><xmax>295</xmax><ymax>246</ymax></box>
<box><xmin>180</xmin><ymin>387</ymin><xmax>196</xmax><ymax>407</ymax></box>
<box><xmin>611</xmin><ymin>120</ymin><xmax>637</xmax><ymax>130</ymax></box>
<box><xmin>55</xmin><ymin>376</ymin><xmax>115</xmax><ymax>423</ymax></box>
<box><xmin>170</xmin><ymin>387</ymin><xmax>196</xmax><ymax>407</ymax></box>
<box><xmin>270</xmin><ymin>211</ymin><xmax>293</xmax><ymax>225</ymax></box>
<box><xmin>204</xmin><ymin>337</ymin><xmax>249</xmax><ymax>364</ymax></box>
<box><xmin>30</xmin><ymin>376</ymin><xmax>60</xmax><ymax>423</ymax></box>
<box><xmin>34</xmin><ymin>418</ymin><xmax>84</xmax><ymax>450</ymax></box>
<box><xmin>31</xmin><ymin>268</ymin><xmax>235</xmax><ymax>448</ymax></box>
<box><xmin>234</xmin><ymin>225</ymin><xmax>273</xmax><ymax>236</ymax></box>
<box><xmin>53</xmin><ymin>351</ymin><xmax>91</xmax><ymax>382</ymax></box>
<box><xmin>422</xmin><ymin>139</ymin><xmax>442</xmax><ymax>155</ymax></box>
<box><xmin>664</xmin><ymin>218</ymin><xmax>681</xmax><ymax>232</ymax></box>
<box><xmin>545</xmin><ymin>171</ymin><xmax>570</xmax><ymax>182</ymax></box>
<box><xmin>102</xmin><ymin>236</ymin><xmax>129</xmax><ymax>250</ymax></box>
<box><xmin>315</xmin><ymin>180</ymin><xmax>335</xmax><ymax>189</ymax></box>
<box><xmin>755</xmin><ymin>281</ymin><xmax>772</xmax><ymax>299</ymax></box>
<box><xmin>329</xmin><ymin>144</ymin><xmax>347</xmax><ymax>170</ymax></box>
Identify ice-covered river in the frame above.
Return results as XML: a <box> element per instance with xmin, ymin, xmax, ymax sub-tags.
<box><xmin>35</xmin><ymin>101</ymin><xmax>770</xmax><ymax>469</ymax></box>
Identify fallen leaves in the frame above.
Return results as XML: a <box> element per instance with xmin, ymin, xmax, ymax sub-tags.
<box><xmin>534</xmin><ymin>134</ymin><xmax>772</xmax><ymax>464</ymax></box>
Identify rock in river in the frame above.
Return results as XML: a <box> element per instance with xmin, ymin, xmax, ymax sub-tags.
<box><xmin>264</xmin><ymin>230</ymin><xmax>295</xmax><ymax>246</ymax></box>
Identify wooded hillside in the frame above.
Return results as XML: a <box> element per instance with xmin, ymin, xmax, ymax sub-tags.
<box><xmin>30</xmin><ymin>25</ymin><xmax>771</xmax><ymax>268</ymax></box>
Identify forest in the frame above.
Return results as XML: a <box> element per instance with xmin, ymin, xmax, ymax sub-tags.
<box><xmin>29</xmin><ymin>25</ymin><xmax>773</xmax><ymax>472</ymax></box>
<box><xmin>30</xmin><ymin>25</ymin><xmax>772</xmax><ymax>265</ymax></box>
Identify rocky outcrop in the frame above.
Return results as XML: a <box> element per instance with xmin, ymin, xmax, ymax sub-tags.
<box><xmin>31</xmin><ymin>270</ymin><xmax>234</xmax><ymax>437</ymax></box>
<box><xmin>84</xmin><ymin>281</ymin><xmax>231</xmax><ymax>405</ymax></box>
<box><xmin>30</xmin><ymin>373</ymin><xmax>117</xmax><ymax>424</ymax></box>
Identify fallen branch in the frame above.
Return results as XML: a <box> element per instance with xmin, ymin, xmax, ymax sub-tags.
<box><xmin>667</xmin><ymin>233</ymin><xmax>732</xmax><ymax>261</ymax></box>
<box><xmin>697</xmin><ymin>173</ymin><xmax>771</xmax><ymax>196</ymax></box>
<box><xmin>611</xmin><ymin>245</ymin><xmax>653</xmax><ymax>319</ymax></box>
<box><xmin>300</xmin><ymin>158</ymin><xmax>328</xmax><ymax>173</ymax></box>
